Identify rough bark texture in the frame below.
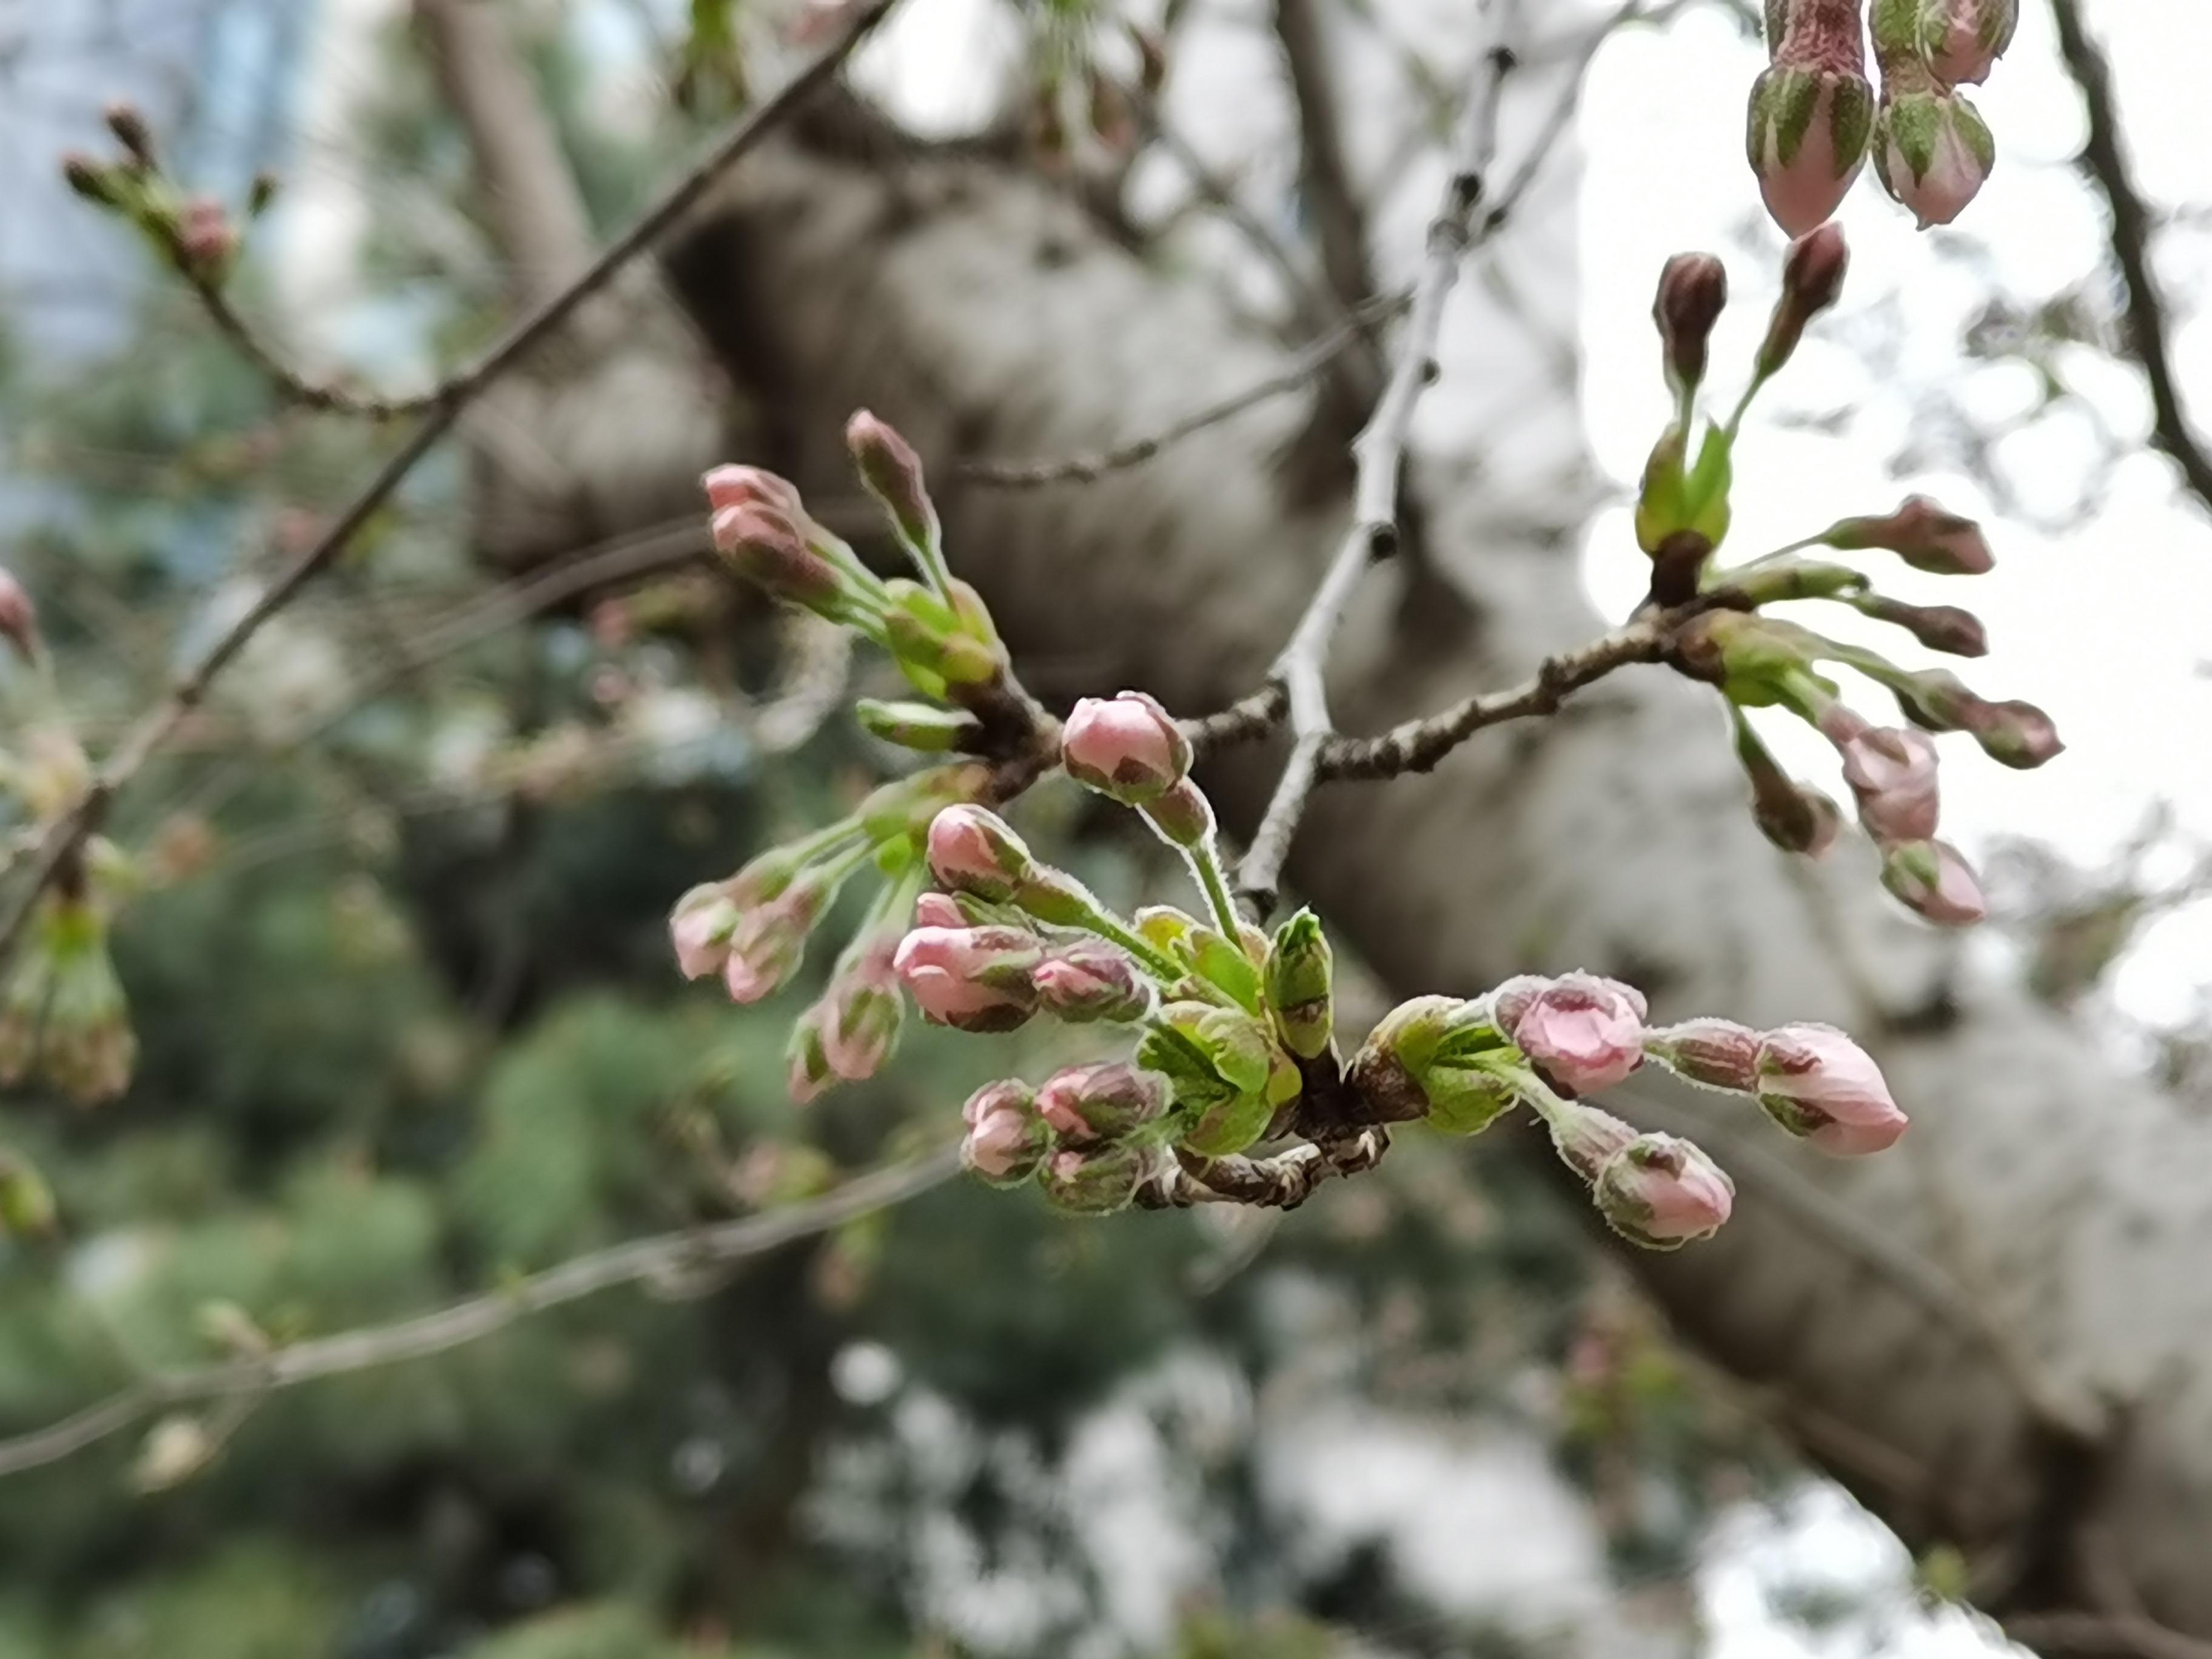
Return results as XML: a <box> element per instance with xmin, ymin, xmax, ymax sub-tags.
<box><xmin>640</xmin><ymin>133</ymin><xmax>2212</xmax><ymax>1641</ymax></box>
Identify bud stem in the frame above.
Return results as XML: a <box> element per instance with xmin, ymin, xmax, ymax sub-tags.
<box><xmin>1185</xmin><ymin>837</ymin><xmax>1244</xmax><ymax>941</ymax></box>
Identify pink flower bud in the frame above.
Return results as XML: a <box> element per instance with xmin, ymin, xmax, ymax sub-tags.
<box><xmin>709</xmin><ymin>503</ymin><xmax>844</xmax><ymax>609</ymax></box>
<box><xmin>962</xmin><ymin>1080</ymin><xmax>1048</xmax><ymax>1184</ymax></box>
<box><xmin>925</xmin><ymin>805</ymin><xmax>1034</xmax><ymax>901</ymax></box>
<box><xmin>1873</xmin><ymin>83</ymin><xmax>1994</xmax><ymax>229</ymax></box>
<box><xmin>722</xmin><ymin>879</ymin><xmax>832</xmax><ymax>1003</ymax></box>
<box><xmin>1140</xmin><ymin>777</ymin><xmax>1215</xmax><ymax>850</ymax></box>
<box><xmin>1757</xmin><ymin>224</ymin><xmax>1853</xmax><ymax>377</ymax></box>
<box><xmin>0</xmin><ymin>568</ymin><xmax>39</xmax><ymax>660</ymax></box>
<box><xmin>1880</xmin><ymin>838</ymin><xmax>1986</xmax><ymax>927</ymax></box>
<box><xmin>176</xmin><ymin>195</ymin><xmax>238</xmax><ymax>280</ymax></box>
<box><xmin>1643</xmin><ymin>1019</ymin><xmax>1763</xmax><ymax>1093</ymax></box>
<box><xmin>1924</xmin><ymin>0</ymin><xmax>2017</xmax><ymax>85</ymax></box>
<box><xmin>820</xmin><ymin>938</ymin><xmax>903</xmax><ymax>1081</ymax></box>
<box><xmin>1061</xmin><ymin>691</ymin><xmax>1192</xmax><ymax>804</ymax></box>
<box><xmin>669</xmin><ymin>882</ymin><xmax>742</xmax><ymax>980</ymax></box>
<box><xmin>104</xmin><ymin>100</ymin><xmax>155</xmax><ymax>165</ymax></box>
<box><xmin>1961</xmin><ymin>698</ymin><xmax>2062</xmax><ymax>770</ymax></box>
<box><xmin>1856</xmin><ymin>595</ymin><xmax>1988</xmax><ymax>657</ymax></box>
<box><xmin>787</xmin><ymin>1013</ymin><xmax>836</xmax><ymax>1105</ymax></box>
<box><xmin>1038</xmin><ymin>1143</ymin><xmax>1153</xmax><ymax>1215</ymax></box>
<box><xmin>1595</xmin><ymin>1134</ymin><xmax>1735</xmax><ymax>1247</ymax></box>
<box><xmin>1840</xmin><ymin>726</ymin><xmax>1942</xmax><ymax>845</ymax></box>
<box><xmin>846</xmin><ymin>409</ymin><xmax>937</xmax><ymax>554</ymax></box>
<box><xmin>702</xmin><ymin>464</ymin><xmax>804</xmax><ymax>518</ymax></box>
<box><xmin>61</xmin><ymin>152</ymin><xmax>118</xmax><ymax>206</ymax></box>
<box><xmin>1035</xmin><ymin>1061</ymin><xmax>1170</xmax><ymax>1144</ymax></box>
<box><xmin>1033</xmin><ymin>942</ymin><xmax>1153</xmax><ymax>1024</ymax></box>
<box><xmin>1755</xmin><ymin>1022</ymin><xmax>1908</xmax><ymax>1154</ymax></box>
<box><xmin>1506</xmin><ymin>973</ymin><xmax>1649</xmax><ymax>1094</ymax></box>
<box><xmin>912</xmin><ymin>893</ymin><xmax>967</xmax><ymax>930</ymax></box>
<box><xmin>892</xmin><ymin>925</ymin><xmax>1041</xmax><ymax>1031</ymax></box>
<box><xmin>1654</xmin><ymin>253</ymin><xmax>1729</xmax><ymax>397</ymax></box>
<box><xmin>1822</xmin><ymin>495</ymin><xmax>1993</xmax><ymax>574</ymax></box>
<box><xmin>1750</xmin><ymin>0</ymin><xmax>1875</xmax><ymax>237</ymax></box>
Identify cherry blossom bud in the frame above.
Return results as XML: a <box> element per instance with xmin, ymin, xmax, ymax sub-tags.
<box><xmin>925</xmin><ymin>805</ymin><xmax>1034</xmax><ymax>901</ymax></box>
<box><xmin>1822</xmin><ymin>495</ymin><xmax>1993</xmax><ymax>574</ymax></box>
<box><xmin>1345</xmin><ymin>994</ymin><xmax>1513</xmax><ymax>1130</ymax></box>
<box><xmin>1840</xmin><ymin>726</ymin><xmax>1942</xmax><ymax>844</ymax></box>
<box><xmin>723</xmin><ymin>876</ymin><xmax>835</xmax><ymax>1003</ymax></box>
<box><xmin>1755</xmin><ymin>1023</ymin><xmax>1909</xmax><ymax>1153</ymax></box>
<box><xmin>893</xmin><ymin>925</ymin><xmax>1042</xmax><ymax>1031</ymax></box>
<box><xmin>1873</xmin><ymin>82</ymin><xmax>1994</xmax><ymax>229</ymax></box>
<box><xmin>1595</xmin><ymin>1134</ymin><xmax>1736</xmax><ymax>1248</ymax></box>
<box><xmin>1856</xmin><ymin>595</ymin><xmax>1987</xmax><ymax>657</ymax></box>
<box><xmin>702</xmin><ymin>463</ymin><xmax>804</xmax><ymax>517</ymax></box>
<box><xmin>846</xmin><ymin>409</ymin><xmax>937</xmax><ymax>557</ymax></box>
<box><xmin>1757</xmin><ymin>224</ymin><xmax>1851</xmax><ymax>378</ymax></box>
<box><xmin>1034</xmin><ymin>942</ymin><xmax>1152</xmax><ymax>1024</ymax></box>
<box><xmin>0</xmin><ymin>567</ymin><xmax>39</xmax><ymax>660</ymax></box>
<box><xmin>1036</xmin><ymin>1062</ymin><xmax>1171</xmax><ymax>1144</ymax></box>
<box><xmin>1962</xmin><ymin>698</ymin><xmax>2063</xmax><ymax>769</ymax></box>
<box><xmin>1737</xmin><ymin>718</ymin><xmax>1841</xmax><ymax>856</ymax></box>
<box><xmin>61</xmin><ymin>152</ymin><xmax>118</xmax><ymax>206</ymax></box>
<box><xmin>962</xmin><ymin>1080</ymin><xmax>1048</xmax><ymax>1185</ymax></box>
<box><xmin>1924</xmin><ymin>0</ymin><xmax>2017</xmax><ymax>85</ymax></box>
<box><xmin>1545</xmin><ymin>1099</ymin><xmax>1640</xmax><ymax>1183</ymax></box>
<box><xmin>1038</xmin><ymin>1143</ymin><xmax>1153</xmax><ymax>1215</ymax></box>
<box><xmin>247</xmin><ymin>170</ymin><xmax>279</xmax><ymax>216</ymax></box>
<box><xmin>669</xmin><ymin>882</ymin><xmax>743</xmax><ymax>980</ymax></box>
<box><xmin>911</xmin><ymin>893</ymin><xmax>967</xmax><ymax>930</ymax></box>
<box><xmin>1881</xmin><ymin>838</ymin><xmax>1987</xmax><ymax>927</ymax></box>
<box><xmin>1644</xmin><ymin>1019</ymin><xmax>1764</xmax><ymax>1093</ymax></box>
<box><xmin>817</xmin><ymin>937</ymin><xmax>903</xmax><ymax>1082</ymax></box>
<box><xmin>175</xmin><ymin>195</ymin><xmax>237</xmax><ymax>281</ymax></box>
<box><xmin>1747</xmin><ymin>56</ymin><xmax>1874</xmax><ymax>236</ymax></box>
<box><xmin>1062</xmin><ymin>691</ymin><xmax>1192</xmax><ymax>804</ymax></box>
<box><xmin>710</xmin><ymin>503</ymin><xmax>844</xmax><ymax>609</ymax></box>
<box><xmin>1140</xmin><ymin>777</ymin><xmax>1215</xmax><ymax>850</ymax></box>
<box><xmin>856</xmin><ymin>698</ymin><xmax>983</xmax><ymax>753</ymax></box>
<box><xmin>104</xmin><ymin>100</ymin><xmax>155</xmax><ymax>166</ymax></box>
<box><xmin>1263</xmin><ymin>908</ymin><xmax>1335</xmax><ymax>1060</ymax></box>
<box><xmin>1506</xmin><ymin>973</ymin><xmax>1650</xmax><ymax>1095</ymax></box>
<box><xmin>883</xmin><ymin>580</ymin><xmax>1004</xmax><ymax>691</ymax></box>
<box><xmin>787</xmin><ymin>1014</ymin><xmax>836</xmax><ymax>1104</ymax></box>
<box><xmin>1654</xmin><ymin>253</ymin><xmax>1729</xmax><ymax>398</ymax></box>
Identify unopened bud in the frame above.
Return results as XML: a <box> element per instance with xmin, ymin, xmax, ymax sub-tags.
<box><xmin>962</xmin><ymin>1080</ymin><xmax>1048</xmax><ymax>1185</ymax></box>
<box><xmin>104</xmin><ymin>100</ymin><xmax>155</xmax><ymax>166</ymax></box>
<box><xmin>1643</xmin><ymin>1019</ymin><xmax>1763</xmax><ymax>1093</ymax></box>
<box><xmin>1036</xmin><ymin>1061</ymin><xmax>1170</xmax><ymax>1144</ymax></box>
<box><xmin>702</xmin><ymin>463</ymin><xmax>805</xmax><ymax>518</ymax></box>
<box><xmin>1747</xmin><ymin>62</ymin><xmax>1874</xmax><ymax>237</ymax></box>
<box><xmin>247</xmin><ymin>170</ymin><xmax>280</xmax><ymax>216</ymax></box>
<box><xmin>892</xmin><ymin>925</ymin><xmax>1042</xmax><ymax>1031</ymax></box>
<box><xmin>1504</xmin><ymin>973</ymin><xmax>1649</xmax><ymax>1096</ymax></box>
<box><xmin>846</xmin><ymin>409</ymin><xmax>939</xmax><ymax>558</ymax></box>
<box><xmin>175</xmin><ymin>194</ymin><xmax>238</xmax><ymax>282</ymax></box>
<box><xmin>1754</xmin><ymin>1022</ymin><xmax>1909</xmax><ymax>1153</ymax></box>
<box><xmin>1034</xmin><ymin>941</ymin><xmax>1153</xmax><ymax>1023</ymax></box>
<box><xmin>1140</xmin><ymin>777</ymin><xmax>1215</xmax><ymax>850</ymax></box>
<box><xmin>884</xmin><ymin>580</ymin><xmax>1004</xmax><ymax>691</ymax></box>
<box><xmin>1263</xmin><ymin>908</ymin><xmax>1335</xmax><ymax>1059</ymax></box>
<box><xmin>925</xmin><ymin>805</ymin><xmax>1033</xmax><ymax>901</ymax></box>
<box><xmin>0</xmin><ymin>567</ymin><xmax>39</xmax><ymax>660</ymax></box>
<box><xmin>710</xmin><ymin>503</ymin><xmax>844</xmax><ymax>609</ymax></box>
<box><xmin>61</xmin><ymin>152</ymin><xmax>118</xmax><ymax>206</ymax></box>
<box><xmin>1839</xmin><ymin>725</ymin><xmax>1942</xmax><ymax>845</ymax></box>
<box><xmin>1819</xmin><ymin>494</ymin><xmax>1992</xmax><ymax>574</ymax></box>
<box><xmin>1874</xmin><ymin>0</ymin><xmax>2017</xmax><ymax>86</ymax></box>
<box><xmin>1544</xmin><ymin>1099</ymin><xmax>1640</xmax><ymax>1184</ymax></box>
<box><xmin>1654</xmin><ymin>253</ymin><xmax>1729</xmax><ymax>398</ymax></box>
<box><xmin>1855</xmin><ymin>595</ymin><xmax>1988</xmax><ymax>656</ymax></box>
<box><xmin>1062</xmin><ymin>691</ymin><xmax>1191</xmax><ymax>804</ymax></box>
<box><xmin>1038</xmin><ymin>1143</ymin><xmax>1153</xmax><ymax>1215</ymax></box>
<box><xmin>1757</xmin><ymin>224</ymin><xmax>1851</xmax><ymax>378</ymax></box>
<box><xmin>1873</xmin><ymin>79</ymin><xmax>1994</xmax><ymax>229</ymax></box>
<box><xmin>1880</xmin><ymin>837</ymin><xmax>1987</xmax><ymax>927</ymax></box>
<box><xmin>1735</xmin><ymin>716</ymin><xmax>1840</xmax><ymax>856</ymax></box>
<box><xmin>1962</xmin><ymin>697</ymin><xmax>2062</xmax><ymax>769</ymax></box>
<box><xmin>1594</xmin><ymin>1134</ymin><xmax>1735</xmax><ymax>1248</ymax></box>
<box><xmin>856</xmin><ymin>698</ymin><xmax>984</xmax><ymax>753</ymax></box>
<box><xmin>1345</xmin><ymin>994</ymin><xmax>1514</xmax><ymax>1130</ymax></box>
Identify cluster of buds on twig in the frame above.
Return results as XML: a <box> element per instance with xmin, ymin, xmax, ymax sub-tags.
<box><xmin>1638</xmin><ymin>226</ymin><xmax>2057</xmax><ymax>925</ymax></box>
<box><xmin>60</xmin><ymin>102</ymin><xmax>275</xmax><ymax>287</ymax></box>
<box><xmin>1750</xmin><ymin>1</ymin><xmax>2013</xmax><ymax>233</ymax></box>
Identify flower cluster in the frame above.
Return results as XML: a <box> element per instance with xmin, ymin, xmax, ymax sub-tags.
<box><xmin>1749</xmin><ymin>0</ymin><xmax>2014</xmax><ymax>234</ymax></box>
<box><xmin>61</xmin><ymin>102</ymin><xmax>273</xmax><ymax>286</ymax></box>
<box><xmin>1640</xmin><ymin>227</ymin><xmax>2057</xmax><ymax>925</ymax></box>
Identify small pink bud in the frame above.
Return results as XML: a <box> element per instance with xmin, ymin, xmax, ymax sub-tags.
<box><xmin>1873</xmin><ymin>83</ymin><xmax>1994</xmax><ymax>229</ymax></box>
<box><xmin>1924</xmin><ymin>0</ymin><xmax>2017</xmax><ymax>85</ymax></box>
<box><xmin>912</xmin><ymin>893</ymin><xmax>967</xmax><ymax>929</ymax></box>
<box><xmin>175</xmin><ymin>195</ymin><xmax>237</xmax><ymax>279</ymax></box>
<box><xmin>709</xmin><ymin>503</ymin><xmax>844</xmax><ymax>609</ymax></box>
<box><xmin>846</xmin><ymin>409</ymin><xmax>937</xmax><ymax>554</ymax></box>
<box><xmin>722</xmin><ymin>879</ymin><xmax>831</xmax><ymax>1004</ymax></box>
<box><xmin>1654</xmin><ymin>253</ymin><xmax>1729</xmax><ymax>397</ymax></box>
<box><xmin>1748</xmin><ymin>64</ymin><xmax>1875</xmax><ymax>236</ymax></box>
<box><xmin>1962</xmin><ymin>698</ymin><xmax>2062</xmax><ymax>770</ymax></box>
<box><xmin>1881</xmin><ymin>838</ymin><xmax>1986</xmax><ymax>927</ymax></box>
<box><xmin>1034</xmin><ymin>1061</ymin><xmax>1170</xmax><ymax>1144</ymax></box>
<box><xmin>925</xmin><ymin>805</ymin><xmax>1034</xmax><ymax>901</ymax></box>
<box><xmin>892</xmin><ymin>925</ymin><xmax>1041</xmax><ymax>1031</ymax></box>
<box><xmin>1643</xmin><ymin>1019</ymin><xmax>1763</xmax><ymax>1093</ymax></box>
<box><xmin>1507</xmin><ymin>973</ymin><xmax>1649</xmax><ymax>1095</ymax></box>
<box><xmin>961</xmin><ymin>1080</ymin><xmax>1048</xmax><ymax>1184</ymax></box>
<box><xmin>702</xmin><ymin>464</ymin><xmax>804</xmax><ymax>518</ymax></box>
<box><xmin>1857</xmin><ymin>595</ymin><xmax>1988</xmax><ymax>657</ymax></box>
<box><xmin>1595</xmin><ymin>1134</ymin><xmax>1735</xmax><ymax>1248</ymax></box>
<box><xmin>1033</xmin><ymin>942</ymin><xmax>1153</xmax><ymax>1024</ymax></box>
<box><xmin>104</xmin><ymin>100</ymin><xmax>155</xmax><ymax>165</ymax></box>
<box><xmin>1757</xmin><ymin>224</ymin><xmax>1852</xmax><ymax>377</ymax></box>
<box><xmin>1061</xmin><ymin>691</ymin><xmax>1192</xmax><ymax>804</ymax></box>
<box><xmin>1755</xmin><ymin>1023</ymin><xmax>1908</xmax><ymax>1154</ymax></box>
<box><xmin>669</xmin><ymin>882</ymin><xmax>741</xmax><ymax>980</ymax></box>
<box><xmin>1839</xmin><ymin>726</ymin><xmax>1942</xmax><ymax>845</ymax></box>
<box><xmin>0</xmin><ymin>568</ymin><xmax>39</xmax><ymax>660</ymax></box>
<box><xmin>1823</xmin><ymin>495</ymin><xmax>1993</xmax><ymax>574</ymax></box>
<box><xmin>819</xmin><ymin>937</ymin><xmax>903</xmax><ymax>1081</ymax></box>
<box><xmin>1038</xmin><ymin>1143</ymin><xmax>1152</xmax><ymax>1215</ymax></box>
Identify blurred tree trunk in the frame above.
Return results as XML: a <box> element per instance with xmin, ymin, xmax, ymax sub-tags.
<box><xmin>613</xmin><ymin>132</ymin><xmax>2212</xmax><ymax>1646</ymax></box>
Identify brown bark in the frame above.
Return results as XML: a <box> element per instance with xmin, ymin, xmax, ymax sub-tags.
<box><xmin>646</xmin><ymin>136</ymin><xmax>2212</xmax><ymax>1642</ymax></box>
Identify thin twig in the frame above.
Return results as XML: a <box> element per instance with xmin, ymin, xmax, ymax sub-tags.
<box><xmin>0</xmin><ymin>0</ymin><xmax>900</xmax><ymax>970</ymax></box>
<box><xmin>2048</xmin><ymin>0</ymin><xmax>2212</xmax><ymax>519</ymax></box>
<box><xmin>956</xmin><ymin>291</ymin><xmax>1409</xmax><ymax>488</ymax></box>
<box><xmin>1233</xmin><ymin>17</ymin><xmax>1516</xmax><ymax>915</ymax></box>
<box><xmin>0</xmin><ymin>1149</ymin><xmax>957</xmax><ymax>1482</ymax></box>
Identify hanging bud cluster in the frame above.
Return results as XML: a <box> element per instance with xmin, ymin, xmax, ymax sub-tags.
<box><xmin>1624</xmin><ymin>228</ymin><xmax>2057</xmax><ymax>927</ymax></box>
<box><xmin>1748</xmin><ymin>1</ymin><xmax>2014</xmax><ymax>233</ymax></box>
<box><xmin>59</xmin><ymin>102</ymin><xmax>266</xmax><ymax>286</ymax></box>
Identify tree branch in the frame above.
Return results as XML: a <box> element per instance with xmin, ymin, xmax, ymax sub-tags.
<box><xmin>0</xmin><ymin>0</ymin><xmax>902</xmax><ymax>969</ymax></box>
<box><xmin>0</xmin><ymin>1149</ymin><xmax>957</xmax><ymax>1481</ymax></box>
<box><xmin>2048</xmin><ymin>0</ymin><xmax>2212</xmax><ymax>518</ymax></box>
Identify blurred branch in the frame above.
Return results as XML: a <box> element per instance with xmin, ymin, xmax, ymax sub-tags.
<box><xmin>0</xmin><ymin>1150</ymin><xmax>958</xmax><ymax>1482</ymax></box>
<box><xmin>2048</xmin><ymin>0</ymin><xmax>2212</xmax><ymax>519</ymax></box>
<box><xmin>1274</xmin><ymin>0</ymin><xmax>1379</xmax><ymax>325</ymax></box>
<box><xmin>0</xmin><ymin>0</ymin><xmax>901</xmax><ymax>970</ymax></box>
